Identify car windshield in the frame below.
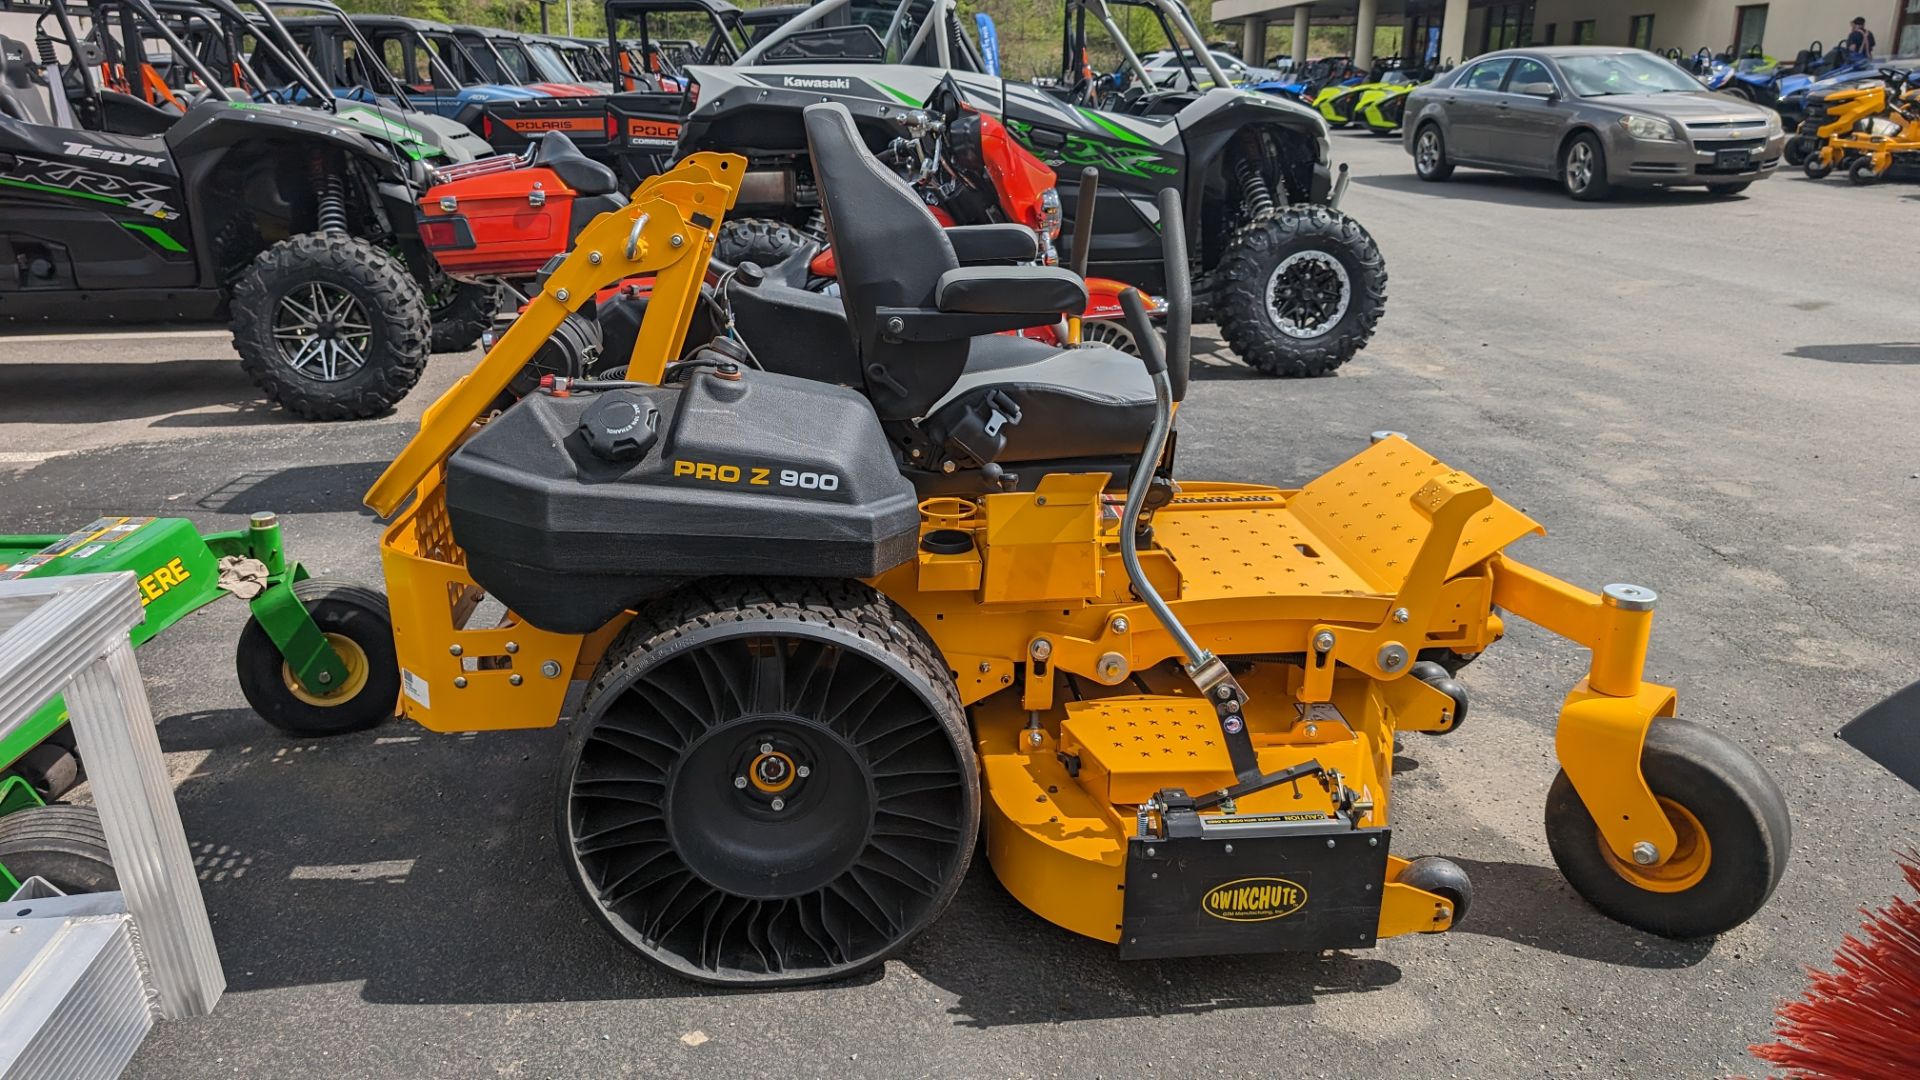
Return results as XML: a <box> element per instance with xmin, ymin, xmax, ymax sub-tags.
<box><xmin>1558</xmin><ymin>52</ymin><xmax>1702</xmax><ymax>96</ymax></box>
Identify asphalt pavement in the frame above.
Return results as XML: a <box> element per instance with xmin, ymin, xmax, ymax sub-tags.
<box><xmin>3</xmin><ymin>136</ymin><xmax>1918</xmax><ymax>1079</ymax></box>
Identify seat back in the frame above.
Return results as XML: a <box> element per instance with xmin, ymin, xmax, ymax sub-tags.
<box><xmin>803</xmin><ymin>101</ymin><xmax>967</xmax><ymax>421</ymax></box>
<box><xmin>535</xmin><ymin>131</ymin><xmax>617</xmax><ymax>195</ymax></box>
<box><xmin>0</xmin><ymin>37</ymin><xmax>55</xmax><ymax>126</ymax></box>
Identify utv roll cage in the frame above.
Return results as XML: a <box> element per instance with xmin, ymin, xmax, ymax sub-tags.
<box><xmin>338</xmin><ymin>13</ymin><xmax>494</xmax><ymax>94</ymax></box>
<box><xmin>2</xmin><ymin>0</ymin><xmax>315</xmax><ymax>125</ymax></box>
<box><xmin>264</xmin><ymin>0</ymin><xmax>425</xmax><ymax>109</ymax></box>
<box><xmin>736</xmin><ymin>0</ymin><xmax>1234</xmax><ymax>99</ymax></box>
<box><xmin>602</xmin><ymin>0</ymin><xmax>750</xmax><ymax>88</ymax></box>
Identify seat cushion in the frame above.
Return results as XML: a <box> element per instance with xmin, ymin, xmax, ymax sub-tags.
<box><xmin>537</xmin><ymin>132</ymin><xmax>618</xmax><ymax>196</ymax></box>
<box><xmin>926</xmin><ymin>335</ymin><xmax>1155</xmax><ymax>463</ymax></box>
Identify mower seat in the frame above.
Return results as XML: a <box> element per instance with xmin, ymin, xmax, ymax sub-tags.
<box><xmin>535</xmin><ymin>132</ymin><xmax>617</xmax><ymax>196</ymax></box>
<box><xmin>923</xmin><ymin>333</ymin><xmax>1156</xmax><ymax>465</ymax></box>
<box><xmin>802</xmin><ymin>102</ymin><xmax>1155</xmax><ymax>484</ymax></box>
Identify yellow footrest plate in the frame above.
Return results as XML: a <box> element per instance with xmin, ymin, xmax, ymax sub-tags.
<box><xmin>1059</xmin><ymin>696</ymin><xmax>1235</xmax><ymax>805</ymax></box>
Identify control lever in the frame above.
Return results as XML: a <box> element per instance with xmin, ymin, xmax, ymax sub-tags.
<box><xmin>1117</xmin><ymin>189</ymin><xmax>1260</xmax><ymax>789</ymax></box>
<box><xmin>1069</xmin><ymin>166</ymin><xmax>1098</xmax><ymax>280</ymax></box>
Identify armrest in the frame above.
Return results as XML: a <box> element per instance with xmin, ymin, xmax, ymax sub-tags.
<box><xmin>944</xmin><ymin>223</ymin><xmax>1040</xmax><ymax>264</ymax></box>
<box><xmin>934</xmin><ymin>265</ymin><xmax>1088</xmax><ymax>316</ymax></box>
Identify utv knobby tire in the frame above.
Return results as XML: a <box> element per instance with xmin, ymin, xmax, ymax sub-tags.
<box><xmin>1215</xmin><ymin>206</ymin><xmax>1387</xmax><ymax>378</ymax></box>
<box><xmin>559</xmin><ymin>577</ymin><xmax>978</xmax><ymax>986</ymax></box>
<box><xmin>231</xmin><ymin>233</ymin><xmax>429</xmax><ymax>420</ymax></box>
<box><xmin>0</xmin><ymin>803</ymin><xmax>116</xmax><ymax>894</ymax></box>
<box><xmin>715</xmin><ymin>218</ymin><xmax>810</xmax><ymax>269</ymax></box>
<box><xmin>428</xmin><ymin>278</ymin><xmax>499</xmax><ymax>353</ymax></box>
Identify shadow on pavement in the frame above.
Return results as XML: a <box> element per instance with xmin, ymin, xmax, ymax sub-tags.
<box><xmin>1353</xmin><ymin>172</ymin><xmax>1736</xmax><ymax>208</ymax></box>
<box><xmin>0</xmin><ymin>360</ymin><xmax>273</xmax><ymax>425</ymax></box>
<box><xmin>1446</xmin><ymin>858</ymin><xmax>1715</xmax><ymax>970</ymax></box>
<box><xmin>196</xmin><ymin>462</ymin><xmax>388</xmax><ymax>516</ymax></box>
<box><xmin>157</xmin><ymin>705</ymin><xmax>1698</xmax><ymax>1023</ymax></box>
<box><xmin>1788</xmin><ymin>342</ymin><xmax>1920</xmax><ymax>365</ymax></box>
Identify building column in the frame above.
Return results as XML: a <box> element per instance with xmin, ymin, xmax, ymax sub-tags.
<box><xmin>1437</xmin><ymin>0</ymin><xmax>1469</xmax><ymax>67</ymax></box>
<box><xmin>1292</xmin><ymin>5</ymin><xmax>1312</xmax><ymax>66</ymax></box>
<box><xmin>1243</xmin><ymin>17</ymin><xmax>1267</xmax><ymax>64</ymax></box>
<box><xmin>1353</xmin><ymin>0</ymin><xmax>1378</xmax><ymax>70</ymax></box>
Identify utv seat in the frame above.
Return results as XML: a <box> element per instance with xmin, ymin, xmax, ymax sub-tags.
<box><xmin>801</xmin><ymin>102</ymin><xmax>1158</xmax><ymax>487</ymax></box>
<box><xmin>0</xmin><ymin>36</ymin><xmax>54</xmax><ymax>125</ymax></box>
<box><xmin>535</xmin><ymin>131</ymin><xmax>617</xmax><ymax>195</ymax></box>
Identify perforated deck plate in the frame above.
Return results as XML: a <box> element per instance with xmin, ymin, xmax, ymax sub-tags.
<box><xmin>1284</xmin><ymin>436</ymin><xmax>1543</xmax><ymax>589</ymax></box>
<box><xmin>1060</xmin><ymin>697</ymin><xmax>1236</xmax><ymax>805</ymax></box>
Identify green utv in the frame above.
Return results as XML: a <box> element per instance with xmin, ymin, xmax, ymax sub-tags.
<box><xmin>0</xmin><ymin>0</ymin><xmax>475</xmax><ymax>419</ymax></box>
<box><xmin>684</xmin><ymin>0</ymin><xmax>1384</xmax><ymax>376</ymax></box>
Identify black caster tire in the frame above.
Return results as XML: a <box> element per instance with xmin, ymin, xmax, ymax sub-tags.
<box><xmin>714</xmin><ymin>218</ymin><xmax>811</xmax><ymax>269</ymax></box>
<box><xmin>230</xmin><ymin>233</ymin><xmax>429</xmax><ymax>420</ymax></box>
<box><xmin>1545</xmin><ymin>718</ymin><xmax>1790</xmax><ymax>939</ymax></box>
<box><xmin>428</xmin><ymin>277</ymin><xmax>499</xmax><ymax>353</ymax></box>
<box><xmin>0</xmin><ymin>803</ymin><xmax>116</xmax><ymax>894</ymax></box>
<box><xmin>1849</xmin><ymin>157</ymin><xmax>1882</xmax><ymax>186</ymax></box>
<box><xmin>1561</xmin><ymin>133</ymin><xmax>1612</xmax><ymax>201</ymax></box>
<box><xmin>1397</xmin><ymin>855</ymin><xmax>1472</xmax><ymax>929</ymax></box>
<box><xmin>558</xmin><ymin>578</ymin><xmax>978</xmax><ymax>986</ymax></box>
<box><xmin>1783</xmin><ymin>137</ymin><xmax>1811</xmax><ymax>166</ymax></box>
<box><xmin>236</xmin><ymin>579</ymin><xmax>399</xmax><ymax>738</ymax></box>
<box><xmin>1413</xmin><ymin>124</ymin><xmax>1454</xmax><ymax>181</ymax></box>
<box><xmin>1409</xmin><ymin>661</ymin><xmax>1468</xmax><ymax>733</ymax></box>
<box><xmin>1215</xmin><ymin>206</ymin><xmax>1387</xmax><ymax>378</ymax></box>
<box><xmin>1803</xmin><ymin>156</ymin><xmax>1834</xmax><ymax>180</ymax></box>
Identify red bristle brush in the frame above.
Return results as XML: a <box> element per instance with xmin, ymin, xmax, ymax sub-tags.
<box><xmin>1750</xmin><ymin>851</ymin><xmax>1920</xmax><ymax>1079</ymax></box>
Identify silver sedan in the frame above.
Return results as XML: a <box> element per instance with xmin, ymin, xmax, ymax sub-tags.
<box><xmin>1402</xmin><ymin>46</ymin><xmax>1787</xmax><ymax>200</ymax></box>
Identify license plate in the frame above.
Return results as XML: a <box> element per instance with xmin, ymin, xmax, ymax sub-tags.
<box><xmin>1716</xmin><ymin>149</ymin><xmax>1752</xmax><ymax>170</ymax></box>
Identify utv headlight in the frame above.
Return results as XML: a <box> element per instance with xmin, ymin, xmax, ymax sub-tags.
<box><xmin>1620</xmin><ymin>115</ymin><xmax>1679</xmax><ymax>141</ymax></box>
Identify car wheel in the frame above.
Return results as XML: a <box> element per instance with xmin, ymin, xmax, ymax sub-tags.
<box><xmin>1561</xmin><ymin>134</ymin><xmax>1611</xmax><ymax>201</ymax></box>
<box><xmin>1413</xmin><ymin>125</ymin><xmax>1454</xmax><ymax>181</ymax></box>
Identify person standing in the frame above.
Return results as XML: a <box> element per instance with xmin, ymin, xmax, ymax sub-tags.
<box><xmin>1845</xmin><ymin>16</ymin><xmax>1877</xmax><ymax>59</ymax></box>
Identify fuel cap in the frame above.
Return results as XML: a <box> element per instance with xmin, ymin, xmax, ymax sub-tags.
<box><xmin>579</xmin><ymin>393</ymin><xmax>660</xmax><ymax>462</ymax></box>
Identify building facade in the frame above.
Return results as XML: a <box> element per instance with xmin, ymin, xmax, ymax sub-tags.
<box><xmin>1216</xmin><ymin>0</ymin><xmax>1920</xmax><ymax>71</ymax></box>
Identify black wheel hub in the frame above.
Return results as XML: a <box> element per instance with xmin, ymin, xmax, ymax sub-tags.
<box><xmin>669</xmin><ymin>716</ymin><xmax>874</xmax><ymax>899</ymax></box>
<box><xmin>1267</xmin><ymin>252</ymin><xmax>1352</xmax><ymax>338</ymax></box>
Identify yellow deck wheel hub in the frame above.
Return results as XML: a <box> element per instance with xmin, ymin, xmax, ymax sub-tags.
<box><xmin>1602</xmin><ymin>797</ymin><xmax>1711</xmax><ymax>893</ymax></box>
<box><xmin>749</xmin><ymin>750</ymin><xmax>797</xmax><ymax>794</ymax></box>
<box><xmin>281</xmin><ymin>633</ymin><xmax>371</xmax><ymax>707</ymax></box>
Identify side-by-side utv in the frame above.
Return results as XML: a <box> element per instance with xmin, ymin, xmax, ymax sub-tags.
<box><xmin>0</xmin><ymin>0</ymin><xmax>438</xmax><ymax>417</ymax></box>
<box><xmin>344</xmin><ymin>105</ymin><xmax>1790</xmax><ymax>985</ymax></box>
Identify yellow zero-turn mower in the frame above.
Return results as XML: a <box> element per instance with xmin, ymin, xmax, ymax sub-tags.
<box><xmin>360</xmin><ymin>104</ymin><xmax>1790</xmax><ymax>985</ymax></box>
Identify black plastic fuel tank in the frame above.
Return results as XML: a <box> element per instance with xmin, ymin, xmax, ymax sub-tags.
<box><xmin>444</xmin><ymin>366</ymin><xmax>920</xmax><ymax>634</ymax></box>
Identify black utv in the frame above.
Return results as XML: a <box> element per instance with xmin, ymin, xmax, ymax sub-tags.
<box><xmin>677</xmin><ymin>0</ymin><xmax>1385</xmax><ymax>376</ymax></box>
<box><xmin>0</xmin><ymin>0</ymin><xmax>441</xmax><ymax>418</ymax></box>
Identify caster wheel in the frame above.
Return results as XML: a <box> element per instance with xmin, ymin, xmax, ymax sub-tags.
<box><xmin>1848</xmin><ymin>157</ymin><xmax>1883</xmax><ymax>186</ymax></box>
<box><xmin>1545</xmin><ymin>719</ymin><xmax>1790</xmax><ymax>938</ymax></box>
<box><xmin>1397</xmin><ymin>855</ymin><xmax>1472</xmax><ymax>929</ymax></box>
<box><xmin>0</xmin><ymin>804</ymin><xmax>115</xmax><ymax>894</ymax></box>
<box><xmin>236</xmin><ymin>580</ymin><xmax>399</xmax><ymax>737</ymax></box>
<box><xmin>558</xmin><ymin>579</ymin><xmax>977</xmax><ymax>986</ymax></box>
<box><xmin>1802</xmin><ymin>156</ymin><xmax>1834</xmax><ymax>180</ymax></box>
<box><xmin>1410</xmin><ymin>661</ymin><xmax>1468</xmax><ymax>733</ymax></box>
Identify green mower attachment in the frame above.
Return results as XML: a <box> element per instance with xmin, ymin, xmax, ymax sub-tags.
<box><xmin>0</xmin><ymin>512</ymin><xmax>397</xmax><ymax>893</ymax></box>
